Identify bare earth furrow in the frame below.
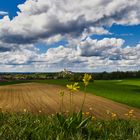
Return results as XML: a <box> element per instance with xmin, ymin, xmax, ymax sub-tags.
<box><xmin>0</xmin><ymin>83</ymin><xmax>139</xmax><ymax>119</ymax></box>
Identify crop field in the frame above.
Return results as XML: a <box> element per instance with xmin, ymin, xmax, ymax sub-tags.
<box><xmin>0</xmin><ymin>82</ymin><xmax>140</xmax><ymax>119</ymax></box>
<box><xmin>38</xmin><ymin>79</ymin><xmax>140</xmax><ymax>108</ymax></box>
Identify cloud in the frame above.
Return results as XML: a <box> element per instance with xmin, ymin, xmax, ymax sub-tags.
<box><xmin>0</xmin><ymin>11</ymin><xmax>8</xmax><ymax>16</ymax></box>
<box><xmin>77</xmin><ymin>37</ymin><xmax>125</xmax><ymax>57</ymax></box>
<box><xmin>0</xmin><ymin>37</ymin><xmax>140</xmax><ymax>72</ymax></box>
<box><xmin>0</xmin><ymin>0</ymin><xmax>140</xmax><ymax>72</ymax></box>
<box><xmin>0</xmin><ymin>44</ymin><xmax>40</xmax><ymax>65</ymax></box>
<box><xmin>0</xmin><ymin>0</ymin><xmax>140</xmax><ymax>45</ymax></box>
<box><xmin>36</xmin><ymin>37</ymin><xmax>139</xmax><ymax>72</ymax></box>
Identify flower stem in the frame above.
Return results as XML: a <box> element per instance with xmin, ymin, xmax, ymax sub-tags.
<box><xmin>81</xmin><ymin>86</ymin><xmax>87</xmax><ymax>111</ymax></box>
<box><xmin>61</xmin><ymin>96</ymin><xmax>64</xmax><ymax>112</ymax></box>
<box><xmin>70</xmin><ymin>92</ymin><xmax>72</xmax><ymax>113</ymax></box>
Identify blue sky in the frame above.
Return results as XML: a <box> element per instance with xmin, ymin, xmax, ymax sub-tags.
<box><xmin>0</xmin><ymin>0</ymin><xmax>25</xmax><ymax>19</ymax></box>
<box><xmin>0</xmin><ymin>0</ymin><xmax>140</xmax><ymax>72</ymax></box>
<box><xmin>91</xmin><ymin>25</ymin><xmax>140</xmax><ymax>47</ymax></box>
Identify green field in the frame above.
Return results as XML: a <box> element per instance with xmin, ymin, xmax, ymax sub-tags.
<box><xmin>37</xmin><ymin>79</ymin><xmax>140</xmax><ymax>109</ymax></box>
<box><xmin>0</xmin><ymin>80</ymin><xmax>30</xmax><ymax>86</ymax></box>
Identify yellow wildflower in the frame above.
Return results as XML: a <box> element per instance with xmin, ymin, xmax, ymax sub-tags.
<box><xmin>89</xmin><ymin>107</ymin><xmax>93</xmax><ymax>111</ymax></box>
<box><xmin>129</xmin><ymin>110</ymin><xmax>134</xmax><ymax>114</ymax></box>
<box><xmin>85</xmin><ymin>112</ymin><xmax>90</xmax><ymax>115</ymax></box>
<box><xmin>83</xmin><ymin>74</ymin><xmax>92</xmax><ymax>86</ymax></box>
<box><xmin>66</xmin><ymin>82</ymin><xmax>80</xmax><ymax>92</ymax></box>
<box><xmin>92</xmin><ymin>116</ymin><xmax>96</xmax><ymax>120</ymax></box>
<box><xmin>124</xmin><ymin>110</ymin><xmax>135</xmax><ymax>118</ymax></box>
<box><xmin>124</xmin><ymin>113</ymin><xmax>128</xmax><ymax>116</ymax></box>
<box><xmin>39</xmin><ymin>110</ymin><xmax>42</xmax><ymax>113</ymax></box>
<box><xmin>23</xmin><ymin>109</ymin><xmax>27</xmax><ymax>112</ymax></box>
<box><xmin>111</xmin><ymin>113</ymin><xmax>117</xmax><ymax>118</ymax></box>
<box><xmin>82</xmin><ymin>112</ymin><xmax>85</xmax><ymax>115</ymax></box>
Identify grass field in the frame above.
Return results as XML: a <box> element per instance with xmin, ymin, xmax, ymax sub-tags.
<box><xmin>36</xmin><ymin>79</ymin><xmax>140</xmax><ymax>109</ymax></box>
<box><xmin>0</xmin><ymin>80</ymin><xmax>30</xmax><ymax>86</ymax></box>
<box><xmin>0</xmin><ymin>112</ymin><xmax>140</xmax><ymax>140</ymax></box>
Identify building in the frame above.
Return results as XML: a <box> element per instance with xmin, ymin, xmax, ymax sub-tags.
<box><xmin>59</xmin><ymin>69</ymin><xmax>73</xmax><ymax>78</ymax></box>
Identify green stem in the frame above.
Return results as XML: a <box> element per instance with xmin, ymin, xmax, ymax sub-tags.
<box><xmin>72</xmin><ymin>93</ymin><xmax>74</xmax><ymax>112</ymax></box>
<box><xmin>70</xmin><ymin>92</ymin><xmax>72</xmax><ymax>113</ymax></box>
<box><xmin>61</xmin><ymin>96</ymin><xmax>63</xmax><ymax>112</ymax></box>
<box><xmin>81</xmin><ymin>86</ymin><xmax>87</xmax><ymax>111</ymax></box>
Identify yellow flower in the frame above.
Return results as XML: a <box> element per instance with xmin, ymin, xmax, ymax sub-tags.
<box><xmin>89</xmin><ymin>107</ymin><xmax>93</xmax><ymax>111</ymax></box>
<box><xmin>124</xmin><ymin>110</ymin><xmax>135</xmax><ymax>118</ymax></box>
<box><xmin>124</xmin><ymin>113</ymin><xmax>128</xmax><ymax>116</ymax></box>
<box><xmin>129</xmin><ymin>110</ymin><xmax>134</xmax><ymax>114</ymax></box>
<box><xmin>66</xmin><ymin>82</ymin><xmax>80</xmax><ymax>92</ymax></box>
<box><xmin>85</xmin><ymin>112</ymin><xmax>90</xmax><ymax>115</ymax></box>
<box><xmin>39</xmin><ymin>110</ymin><xmax>42</xmax><ymax>113</ymax></box>
<box><xmin>83</xmin><ymin>74</ymin><xmax>92</xmax><ymax>86</ymax></box>
<box><xmin>92</xmin><ymin>116</ymin><xmax>96</xmax><ymax>120</ymax></box>
<box><xmin>82</xmin><ymin>112</ymin><xmax>85</xmax><ymax>115</ymax></box>
<box><xmin>23</xmin><ymin>109</ymin><xmax>27</xmax><ymax>112</ymax></box>
<box><xmin>59</xmin><ymin>90</ymin><xmax>65</xmax><ymax>96</ymax></box>
<box><xmin>111</xmin><ymin>113</ymin><xmax>117</xmax><ymax>118</ymax></box>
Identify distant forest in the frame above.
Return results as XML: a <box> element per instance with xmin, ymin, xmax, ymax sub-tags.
<box><xmin>0</xmin><ymin>70</ymin><xmax>140</xmax><ymax>81</ymax></box>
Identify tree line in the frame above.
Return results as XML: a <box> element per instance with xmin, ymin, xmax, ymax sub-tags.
<box><xmin>0</xmin><ymin>71</ymin><xmax>140</xmax><ymax>81</ymax></box>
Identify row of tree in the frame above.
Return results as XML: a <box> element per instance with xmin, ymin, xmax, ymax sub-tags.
<box><xmin>0</xmin><ymin>70</ymin><xmax>140</xmax><ymax>81</ymax></box>
<box><xmin>93</xmin><ymin>71</ymin><xmax>140</xmax><ymax>80</ymax></box>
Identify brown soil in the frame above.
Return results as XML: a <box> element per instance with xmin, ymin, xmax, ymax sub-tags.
<box><xmin>0</xmin><ymin>83</ymin><xmax>140</xmax><ymax>119</ymax></box>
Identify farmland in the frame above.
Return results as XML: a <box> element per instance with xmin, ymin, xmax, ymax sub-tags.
<box><xmin>37</xmin><ymin>79</ymin><xmax>140</xmax><ymax>109</ymax></box>
<box><xmin>0</xmin><ymin>82</ymin><xmax>140</xmax><ymax>119</ymax></box>
<box><xmin>0</xmin><ymin>78</ymin><xmax>140</xmax><ymax>139</ymax></box>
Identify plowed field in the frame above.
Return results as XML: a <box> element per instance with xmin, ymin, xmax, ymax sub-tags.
<box><xmin>0</xmin><ymin>83</ymin><xmax>140</xmax><ymax>119</ymax></box>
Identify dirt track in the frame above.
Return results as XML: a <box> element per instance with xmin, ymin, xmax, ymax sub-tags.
<box><xmin>0</xmin><ymin>83</ymin><xmax>140</xmax><ymax>119</ymax></box>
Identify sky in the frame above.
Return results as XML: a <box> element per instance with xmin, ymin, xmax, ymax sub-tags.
<box><xmin>0</xmin><ymin>0</ymin><xmax>140</xmax><ymax>72</ymax></box>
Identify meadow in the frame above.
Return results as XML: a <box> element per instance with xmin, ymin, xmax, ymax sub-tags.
<box><xmin>0</xmin><ymin>112</ymin><xmax>140</xmax><ymax>140</ymax></box>
<box><xmin>0</xmin><ymin>80</ymin><xmax>30</xmax><ymax>86</ymax></box>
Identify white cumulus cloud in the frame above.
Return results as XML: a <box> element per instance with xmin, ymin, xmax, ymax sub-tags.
<box><xmin>0</xmin><ymin>0</ymin><xmax>140</xmax><ymax>72</ymax></box>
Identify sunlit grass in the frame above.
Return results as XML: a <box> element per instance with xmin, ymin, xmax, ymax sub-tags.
<box><xmin>0</xmin><ymin>112</ymin><xmax>139</xmax><ymax>140</ymax></box>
